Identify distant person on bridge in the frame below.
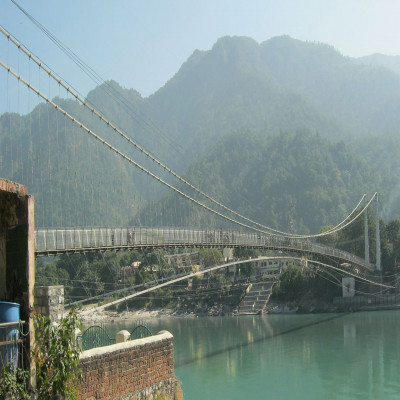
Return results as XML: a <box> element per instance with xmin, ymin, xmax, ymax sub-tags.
<box><xmin>128</xmin><ymin>230</ymin><xmax>133</xmax><ymax>245</ymax></box>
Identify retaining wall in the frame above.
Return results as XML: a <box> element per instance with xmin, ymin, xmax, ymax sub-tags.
<box><xmin>77</xmin><ymin>330</ymin><xmax>182</xmax><ymax>400</ymax></box>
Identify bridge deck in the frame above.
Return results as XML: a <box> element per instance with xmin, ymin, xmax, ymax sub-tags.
<box><xmin>34</xmin><ymin>227</ymin><xmax>374</xmax><ymax>271</ymax></box>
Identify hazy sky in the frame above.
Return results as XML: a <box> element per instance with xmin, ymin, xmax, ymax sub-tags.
<box><xmin>1</xmin><ymin>0</ymin><xmax>400</xmax><ymax>112</ymax></box>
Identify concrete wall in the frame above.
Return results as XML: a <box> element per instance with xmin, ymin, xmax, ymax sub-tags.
<box><xmin>34</xmin><ymin>285</ymin><xmax>64</xmax><ymax>323</ymax></box>
<box><xmin>77</xmin><ymin>330</ymin><xmax>182</xmax><ymax>400</ymax></box>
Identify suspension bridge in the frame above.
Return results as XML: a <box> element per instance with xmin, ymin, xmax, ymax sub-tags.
<box><xmin>34</xmin><ymin>226</ymin><xmax>375</xmax><ymax>271</ymax></box>
<box><xmin>0</xmin><ymin>20</ymin><xmax>386</xmax><ymax>310</ymax></box>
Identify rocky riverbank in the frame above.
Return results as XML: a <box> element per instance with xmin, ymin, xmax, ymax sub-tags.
<box><xmin>80</xmin><ymin>301</ymin><xmax>239</xmax><ymax>323</ymax></box>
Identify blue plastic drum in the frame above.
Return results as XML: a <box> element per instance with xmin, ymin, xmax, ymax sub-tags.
<box><xmin>0</xmin><ymin>301</ymin><xmax>20</xmax><ymax>370</ymax></box>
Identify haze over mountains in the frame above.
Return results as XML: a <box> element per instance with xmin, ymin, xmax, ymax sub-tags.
<box><xmin>1</xmin><ymin>35</ymin><xmax>400</xmax><ymax>230</ymax></box>
<box><xmin>356</xmin><ymin>53</ymin><xmax>400</xmax><ymax>77</ymax></box>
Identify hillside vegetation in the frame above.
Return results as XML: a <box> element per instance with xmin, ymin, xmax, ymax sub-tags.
<box><xmin>1</xmin><ymin>35</ymin><xmax>400</xmax><ymax>230</ymax></box>
<box><xmin>135</xmin><ymin>130</ymin><xmax>379</xmax><ymax>233</ymax></box>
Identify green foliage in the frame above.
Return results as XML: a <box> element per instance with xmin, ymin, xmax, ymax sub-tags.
<box><xmin>32</xmin><ymin>309</ymin><xmax>82</xmax><ymax>400</ymax></box>
<box><xmin>240</xmin><ymin>262</ymin><xmax>255</xmax><ymax>279</ymax></box>
<box><xmin>198</xmin><ymin>248</ymin><xmax>222</xmax><ymax>267</ymax></box>
<box><xmin>0</xmin><ymin>365</ymin><xmax>29</xmax><ymax>400</ymax></box>
<box><xmin>152</xmin><ymin>288</ymin><xmax>176</xmax><ymax>308</ymax></box>
<box><xmin>4</xmin><ymin>36</ymin><xmax>400</xmax><ymax>232</ymax></box>
<box><xmin>142</xmin><ymin>129</ymin><xmax>380</xmax><ymax>232</ymax></box>
<box><xmin>317</xmin><ymin>225</ymin><xmax>339</xmax><ymax>246</ymax></box>
<box><xmin>191</xmin><ymin>276</ymin><xmax>202</xmax><ymax>291</ymax></box>
<box><xmin>3</xmin><ymin>35</ymin><xmax>400</xmax><ymax>235</ymax></box>
<box><xmin>234</xmin><ymin>248</ymin><xmax>259</xmax><ymax>259</ymax></box>
<box><xmin>134</xmin><ymin>270</ymin><xmax>145</xmax><ymax>285</ymax></box>
<box><xmin>35</xmin><ymin>248</ymin><xmax>178</xmax><ymax>305</ymax></box>
<box><xmin>308</xmin><ymin>271</ymin><xmax>342</xmax><ymax>301</ymax></box>
<box><xmin>208</xmin><ymin>272</ymin><xmax>225</xmax><ymax>288</ymax></box>
<box><xmin>141</xmin><ymin>249</ymin><xmax>168</xmax><ymax>269</ymax></box>
<box><xmin>379</xmin><ymin>218</ymin><xmax>400</xmax><ymax>276</ymax></box>
<box><xmin>42</xmin><ymin>250</ymin><xmax>143</xmax><ymax>302</ymax></box>
<box><xmin>0</xmin><ymin>99</ymin><xmax>139</xmax><ymax>228</ymax></box>
<box><xmin>35</xmin><ymin>262</ymin><xmax>70</xmax><ymax>287</ymax></box>
<box><xmin>317</xmin><ymin>211</ymin><xmax>400</xmax><ymax>276</ymax></box>
<box><xmin>275</xmin><ymin>264</ymin><xmax>306</xmax><ymax>301</ymax></box>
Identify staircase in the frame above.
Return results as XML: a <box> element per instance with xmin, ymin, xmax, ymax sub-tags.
<box><xmin>238</xmin><ymin>281</ymin><xmax>275</xmax><ymax>315</ymax></box>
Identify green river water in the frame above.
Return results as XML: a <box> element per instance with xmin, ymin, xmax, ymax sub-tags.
<box><xmin>105</xmin><ymin>310</ymin><xmax>400</xmax><ymax>400</ymax></box>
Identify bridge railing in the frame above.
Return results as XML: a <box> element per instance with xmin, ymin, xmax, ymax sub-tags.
<box><xmin>34</xmin><ymin>227</ymin><xmax>374</xmax><ymax>270</ymax></box>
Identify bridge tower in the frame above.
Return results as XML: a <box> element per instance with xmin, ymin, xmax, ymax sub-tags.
<box><xmin>364</xmin><ymin>206</ymin><xmax>370</xmax><ymax>265</ymax></box>
<box><xmin>375</xmin><ymin>194</ymin><xmax>381</xmax><ymax>272</ymax></box>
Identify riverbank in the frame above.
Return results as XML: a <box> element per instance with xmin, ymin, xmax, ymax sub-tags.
<box><xmin>79</xmin><ymin>300</ymin><xmax>320</xmax><ymax>323</ymax></box>
<box><xmin>79</xmin><ymin>297</ymin><xmax>400</xmax><ymax>324</ymax></box>
<box><xmin>79</xmin><ymin>297</ymin><xmax>340</xmax><ymax>323</ymax></box>
<box><xmin>80</xmin><ymin>309</ymin><xmax>202</xmax><ymax>325</ymax></box>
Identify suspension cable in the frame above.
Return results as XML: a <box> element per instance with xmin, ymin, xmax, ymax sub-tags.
<box><xmin>0</xmin><ymin>24</ymin><xmax>286</xmax><ymax>234</ymax></box>
<box><xmin>0</xmin><ymin>25</ymin><xmax>372</xmax><ymax>239</ymax></box>
<box><xmin>8</xmin><ymin>1</ymin><xmax>189</xmax><ymax>161</ymax></box>
<box><xmin>1</xmin><ymin>60</ymin><xmax>292</xmax><ymax>234</ymax></box>
<box><xmin>307</xmin><ymin>260</ymin><xmax>394</xmax><ymax>288</ymax></box>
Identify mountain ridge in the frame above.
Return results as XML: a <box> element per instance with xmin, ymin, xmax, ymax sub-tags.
<box><xmin>1</xmin><ymin>35</ymin><xmax>400</xmax><ymax>228</ymax></box>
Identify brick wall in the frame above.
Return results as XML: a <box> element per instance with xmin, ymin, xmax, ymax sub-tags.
<box><xmin>77</xmin><ymin>330</ymin><xmax>182</xmax><ymax>400</ymax></box>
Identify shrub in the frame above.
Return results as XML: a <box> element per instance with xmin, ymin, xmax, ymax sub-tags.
<box><xmin>32</xmin><ymin>309</ymin><xmax>82</xmax><ymax>400</ymax></box>
<box><xmin>0</xmin><ymin>364</ymin><xmax>29</xmax><ymax>399</ymax></box>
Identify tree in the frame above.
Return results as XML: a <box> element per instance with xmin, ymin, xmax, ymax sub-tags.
<box><xmin>240</xmin><ymin>262</ymin><xmax>254</xmax><ymax>279</ymax></box>
<box><xmin>141</xmin><ymin>249</ymin><xmax>167</xmax><ymax>269</ymax></box>
<box><xmin>198</xmin><ymin>248</ymin><xmax>222</xmax><ymax>267</ymax></box>
<box><xmin>36</xmin><ymin>263</ymin><xmax>70</xmax><ymax>287</ymax></box>
<box><xmin>276</xmin><ymin>264</ymin><xmax>305</xmax><ymax>301</ymax></box>
<box><xmin>317</xmin><ymin>225</ymin><xmax>339</xmax><ymax>246</ymax></box>
<box><xmin>191</xmin><ymin>276</ymin><xmax>202</xmax><ymax>291</ymax></box>
<box><xmin>234</xmin><ymin>247</ymin><xmax>258</xmax><ymax>259</ymax></box>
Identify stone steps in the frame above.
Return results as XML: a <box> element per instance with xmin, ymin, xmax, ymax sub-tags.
<box><xmin>238</xmin><ymin>281</ymin><xmax>276</xmax><ymax>315</ymax></box>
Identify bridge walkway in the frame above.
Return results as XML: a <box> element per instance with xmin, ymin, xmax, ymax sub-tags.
<box><xmin>34</xmin><ymin>226</ymin><xmax>375</xmax><ymax>272</ymax></box>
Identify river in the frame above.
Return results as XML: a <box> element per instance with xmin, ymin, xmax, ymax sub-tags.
<box><xmin>105</xmin><ymin>310</ymin><xmax>400</xmax><ymax>400</ymax></box>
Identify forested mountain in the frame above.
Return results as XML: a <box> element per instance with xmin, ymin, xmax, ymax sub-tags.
<box><xmin>356</xmin><ymin>54</ymin><xmax>400</xmax><ymax>77</ymax></box>
<box><xmin>352</xmin><ymin>132</ymin><xmax>400</xmax><ymax>219</ymax></box>
<box><xmin>145</xmin><ymin>35</ymin><xmax>400</xmax><ymax>155</ymax></box>
<box><xmin>86</xmin><ymin>36</ymin><xmax>400</xmax><ymax>171</ymax></box>
<box><xmin>147</xmin><ymin>36</ymin><xmax>343</xmax><ymax>163</ymax></box>
<box><xmin>0</xmin><ymin>98</ymin><xmax>140</xmax><ymax>227</ymax></box>
<box><xmin>1</xmin><ymin>35</ymin><xmax>400</xmax><ymax>229</ymax></box>
<box><xmin>259</xmin><ymin>37</ymin><xmax>400</xmax><ymax>134</ymax></box>
<box><xmin>134</xmin><ymin>130</ymin><xmax>380</xmax><ymax>233</ymax></box>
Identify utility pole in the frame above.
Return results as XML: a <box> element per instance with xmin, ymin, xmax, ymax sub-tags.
<box><xmin>376</xmin><ymin>194</ymin><xmax>381</xmax><ymax>272</ymax></box>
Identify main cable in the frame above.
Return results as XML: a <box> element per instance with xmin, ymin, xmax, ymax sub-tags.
<box><xmin>0</xmin><ymin>24</ymin><xmax>373</xmax><ymax>239</ymax></box>
<box><xmin>8</xmin><ymin>1</ymin><xmax>189</xmax><ymax>159</ymax></box>
<box><xmin>1</xmin><ymin>60</ymin><xmax>288</xmax><ymax>234</ymax></box>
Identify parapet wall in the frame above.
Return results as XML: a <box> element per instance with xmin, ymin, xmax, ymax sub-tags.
<box><xmin>77</xmin><ymin>330</ymin><xmax>182</xmax><ymax>400</ymax></box>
